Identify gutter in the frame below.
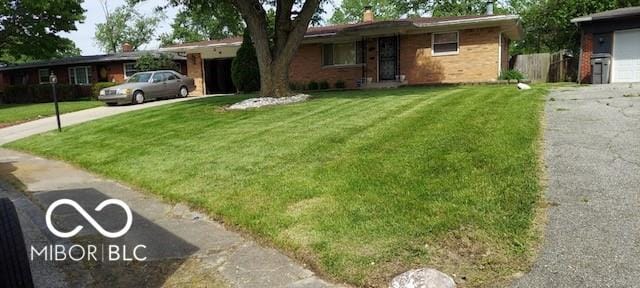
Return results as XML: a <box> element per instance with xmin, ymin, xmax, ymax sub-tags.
<box><xmin>412</xmin><ymin>15</ymin><xmax>520</xmax><ymax>28</ymax></box>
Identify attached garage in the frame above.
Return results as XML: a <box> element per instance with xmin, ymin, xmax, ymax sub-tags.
<box><xmin>160</xmin><ymin>37</ymin><xmax>242</xmax><ymax>95</ymax></box>
<box><xmin>612</xmin><ymin>29</ymin><xmax>640</xmax><ymax>83</ymax></box>
<box><xmin>573</xmin><ymin>7</ymin><xmax>640</xmax><ymax>84</ymax></box>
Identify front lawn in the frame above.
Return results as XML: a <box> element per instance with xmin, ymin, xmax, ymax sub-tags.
<box><xmin>0</xmin><ymin>101</ymin><xmax>103</xmax><ymax>127</ymax></box>
<box><xmin>6</xmin><ymin>86</ymin><xmax>546</xmax><ymax>287</ymax></box>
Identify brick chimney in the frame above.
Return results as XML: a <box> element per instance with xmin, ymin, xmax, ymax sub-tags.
<box><xmin>486</xmin><ymin>0</ymin><xmax>494</xmax><ymax>15</ymax></box>
<box><xmin>363</xmin><ymin>5</ymin><xmax>374</xmax><ymax>22</ymax></box>
<box><xmin>121</xmin><ymin>43</ymin><xmax>133</xmax><ymax>53</ymax></box>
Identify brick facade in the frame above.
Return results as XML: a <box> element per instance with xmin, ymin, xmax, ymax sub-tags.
<box><xmin>288</xmin><ymin>27</ymin><xmax>504</xmax><ymax>88</ymax></box>
<box><xmin>402</xmin><ymin>27</ymin><xmax>501</xmax><ymax>84</ymax></box>
<box><xmin>289</xmin><ymin>44</ymin><xmax>365</xmax><ymax>89</ymax></box>
<box><xmin>579</xmin><ymin>32</ymin><xmax>593</xmax><ymax>84</ymax></box>
<box><xmin>187</xmin><ymin>53</ymin><xmax>204</xmax><ymax>95</ymax></box>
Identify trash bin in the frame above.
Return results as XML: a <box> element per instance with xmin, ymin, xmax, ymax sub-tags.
<box><xmin>591</xmin><ymin>54</ymin><xmax>611</xmax><ymax>84</ymax></box>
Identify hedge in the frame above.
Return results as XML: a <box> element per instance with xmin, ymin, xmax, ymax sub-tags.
<box><xmin>0</xmin><ymin>84</ymin><xmax>92</xmax><ymax>104</ymax></box>
<box><xmin>92</xmin><ymin>82</ymin><xmax>118</xmax><ymax>98</ymax></box>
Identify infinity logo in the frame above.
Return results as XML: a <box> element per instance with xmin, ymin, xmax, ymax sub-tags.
<box><xmin>45</xmin><ymin>199</ymin><xmax>133</xmax><ymax>239</ymax></box>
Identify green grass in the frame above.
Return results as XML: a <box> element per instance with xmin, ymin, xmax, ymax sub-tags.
<box><xmin>0</xmin><ymin>101</ymin><xmax>103</xmax><ymax>127</ymax></box>
<box><xmin>6</xmin><ymin>85</ymin><xmax>547</xmax><ymax>287</ymax></box>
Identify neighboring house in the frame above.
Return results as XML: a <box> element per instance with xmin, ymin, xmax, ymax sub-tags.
<box><xmin>161</xmin><ymin>6</ymin><xmax>522</xmax><ymax>95</ymax></box>
<box><xmin>572</xmin><ymin>7</ymin><xmax>640</xmax><ymax>84</ymax></box>
<box><xmin>0</xmin><ymin>45</ymin><xmax>187</xmax><ymax>94</ymax></box>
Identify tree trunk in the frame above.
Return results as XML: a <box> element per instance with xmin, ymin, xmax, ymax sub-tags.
<box><xmin>231</xmin><ymin>0</ymin><xmax>320</xmax><ymax>98</ymax></box>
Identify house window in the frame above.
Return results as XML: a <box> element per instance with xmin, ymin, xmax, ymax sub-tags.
<box><xmin>432</xmin><ymin>32</ymin><xmax>459</xmax><ymax>56</ymax></box>
<box><xmin>123</xmin><ymin>62</ymin><xmax>138</xmax><ymax>78</ymax></box>
<box><xmin>322</xmin><ymin>41</ymin><xmax>364</xmax><ymax>66</ymax></box>
<box><xmin>68</xmin><ymin>66</ymin><xmax>91</xmax><ymax>85</ymax></box>
<box><xmin>38</xmin><ymin>69</ymin><xmax>50</xmax><ymax>84</ymax></box>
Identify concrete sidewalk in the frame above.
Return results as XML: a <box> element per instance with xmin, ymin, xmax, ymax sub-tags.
<box><xmin>0</xmin><ymin>148</ymin><xmax>340</xmax><ymax>288</ymax></box>
<box><xmin>0</xmin><ymin>95</ymin><xmax>223</xmax><ymax>145</ymax></box>
<box><xmin>512</xmin><ymin>84</ymin><xmax>640</xmax><ymax>287</ymax></box>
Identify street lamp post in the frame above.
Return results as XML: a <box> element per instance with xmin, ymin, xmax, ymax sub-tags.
<box><xmin>49</xmin><ymin>72</ymin><xmax>61</xmax><ymax>132</ymax></box>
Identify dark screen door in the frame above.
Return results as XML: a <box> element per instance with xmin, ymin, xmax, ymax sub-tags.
<box><xmin>379</xmin><ymin>37</ymin><xmax>397</xmax><ymax>81</ymax></box>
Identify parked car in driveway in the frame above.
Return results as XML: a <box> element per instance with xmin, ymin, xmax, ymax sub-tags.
<box><xmin>99</xmin><ymin>70</ymin><xmax>196</xmax><ymax>105</ymax></box>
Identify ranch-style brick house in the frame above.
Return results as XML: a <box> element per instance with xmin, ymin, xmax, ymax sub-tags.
<box><xmin>0</xmin><ymin>46</ymin><xmax>186</xmax><ymax>95</ymax></box>
<box><xmin>161</xmin><ymin>7</ymin><xmax>522</xmax><ymax>95</ymax></box>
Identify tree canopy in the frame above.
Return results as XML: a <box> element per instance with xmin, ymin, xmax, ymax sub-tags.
<box><xmin>0</xmin><ymin>0</ymin><xmax>85</xmax><ymax>62</ymax></box>
<box><xmin>158</xmin><ymin>2</ymin><xmax>244</xmax><ymax>46</ymax></box>
<box><xmin>95</xmin><ymin>1</ymin><xmax>164</xmax><ymax>53</ymax></box>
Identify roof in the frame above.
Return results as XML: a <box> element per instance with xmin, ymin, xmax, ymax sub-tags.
<box><xmin>571</xmin><ymin>6</ymin><xmax>640</xmax><ymax>23</ymax></box>
<box><xmin>161</xmin><ymin>14</ymin><xmax>522</xmax><ymax>51</ymax></box>
<box><xmin>0</xmin><ymin>51</ymin><xmax>186</xmax><ymax>72</ymax></box>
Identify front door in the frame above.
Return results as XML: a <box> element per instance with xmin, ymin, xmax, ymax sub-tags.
<box><xmin>379</xmin><ymin>37</ymin><xmax>397</xmax><ymax>81</ymax></box>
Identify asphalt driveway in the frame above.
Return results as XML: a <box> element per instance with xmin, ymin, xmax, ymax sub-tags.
<box><xmin>0</xmin><ymin>95</ymin><xmax>222</xmax><ymax>145</ymax></box>
<box><xmin>513</xmin><ymin>84</ymin><xmax>640</xmax><ymax>287</ymax></box>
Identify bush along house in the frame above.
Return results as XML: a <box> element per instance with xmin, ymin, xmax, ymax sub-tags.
<box><xmin>161</xmin><ymin>3</ymin><xmax>522</xmax><ymax>95</ymax></box>
<box><xmin>572</xmin><ymin>6</ymin><xmax>640</xmax><ymax>84</ymax></box>
<box><xmin>0</xmin><ymin>44</ymin><xmax>186</xmax><ymax>104</ymax></box>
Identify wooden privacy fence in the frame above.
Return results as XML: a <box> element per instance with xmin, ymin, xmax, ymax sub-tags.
<box><xmin>511</xmin><ymin>51</ymin><xmax>578</xmax><ymax>82</ymax></box>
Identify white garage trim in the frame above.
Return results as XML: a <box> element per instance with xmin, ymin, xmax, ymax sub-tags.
<box><xmin>611</xmin><ymin>28</ymin><xmax>640</xmax><ymax>83</ymax></box>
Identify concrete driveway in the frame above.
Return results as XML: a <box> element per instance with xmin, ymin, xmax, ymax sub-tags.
<box><xmin>0</xmin><ymin>95</ymin><xmax>222</xmax><ymax>145</ymax></box>
<box><xmin>513</xmin><ymin>84</ymin><xmax>640</xmax><ymax>287</ymax></box>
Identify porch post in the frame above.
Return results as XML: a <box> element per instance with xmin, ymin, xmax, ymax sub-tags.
<box><xmin>362</xmin><ymin>36</ymin><xmax>366</xmax><ymax>85</ymax></box>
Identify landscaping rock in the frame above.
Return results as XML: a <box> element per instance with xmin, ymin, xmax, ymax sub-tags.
<box><xmin>390</xmin><ymin>268</ymin><xmax>456</xmax><ymax>288</ymax></box>
<box><xmin>517</xmin><ymin>83</ymin><xmax>532</xmax><ymax>90</ymax></box>
<box><xmin>228</xmin><ymin>94</ymin><xmax>310</xmax><ymax>110</ymax></box>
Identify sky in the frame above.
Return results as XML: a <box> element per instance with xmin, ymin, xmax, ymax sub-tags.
<box><xmin>60</xmin><ymin>0</ymin><xmax>341</xmax><ymax>56</ymax></box>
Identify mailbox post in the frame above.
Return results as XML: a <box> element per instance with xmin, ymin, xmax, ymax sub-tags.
<box><xmin>50</xmin><ymin>73</ymin><xmax>61</xmax><ymax>132</ymax></box>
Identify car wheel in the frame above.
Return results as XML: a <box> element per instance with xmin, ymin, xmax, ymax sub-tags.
<box><xmin>0</xmin><ymin>198</ymin><xmax>34</xmax><ymax>288</ymax></box>
<box><xmin>132</xmin><ymin>91</ymin><xmax>144</xmax><ymax>105</ymax></box>
<box><xmin>179</xmin><ymin>86</ymin><xmax>189</xmax><ymax>98</ymax></box>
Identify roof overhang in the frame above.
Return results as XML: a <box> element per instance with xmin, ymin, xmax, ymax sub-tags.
<box><xmin>159</xmin><ymin>41</ymin><xmax>242</xmax><ymax>53</ymax></box>
<box><xmin>302</xmin><ymin>15</ymin><xmax>523</xmax><ymax>44</ymax></box>
<box><xmin>571</xmin><ymin>7</ymin><xmax>640</xmax><ymax>24</ymax></box>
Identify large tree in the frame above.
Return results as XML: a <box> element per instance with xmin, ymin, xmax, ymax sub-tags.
<box><xmin>95</xmin><ymin>1</ymin><xmax>164</xmax><ymax>53</ymax></box>
<box><xmin>513</xmin><ymin>0</ymin><xmax>640</xmax><ymax>54</ymax></box>
<box><xmin>139</xmin><ymin>0</ymin><xmax>325</xmax><ymax>97</ymax></box>
<box><xmin>159</xmin><ymin>3</ymin><xmax>244</xmax><ymax>46</ymax></box>
<box><xmin>0</xmin><ymin>0</ymin><xmax>85</xmax><ymax>61</ymax></box>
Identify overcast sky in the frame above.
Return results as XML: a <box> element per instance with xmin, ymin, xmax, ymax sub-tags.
<box><xmin>59</xmin><ymin>0</ymin><xmax>341</xmax><ymax>56</ymax></box>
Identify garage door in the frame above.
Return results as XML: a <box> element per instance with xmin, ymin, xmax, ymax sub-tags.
<box><xmin>612</xmin><ymin>29</ymin><xmax>640</xmax><ymax>83</ymax></box>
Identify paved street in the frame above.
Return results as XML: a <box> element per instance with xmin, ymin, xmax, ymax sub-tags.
<box><xmin>513</xmin><ymin>84</ymin><xmax>640</xmax><ymax>287</ymax></box>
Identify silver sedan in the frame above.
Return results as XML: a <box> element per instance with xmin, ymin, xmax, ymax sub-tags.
<box><xmin>99</xmin><ymin>70</ymin><xmax>196</xmax><ymax>105</ymax></box>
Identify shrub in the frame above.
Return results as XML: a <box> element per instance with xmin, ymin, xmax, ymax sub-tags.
<box><xmin>92</xmin><ymin>82</ymin><xmax>117</xmax><ymax>99</ymax></box>
<box><xmin>319</xmin><ymin>80</ymin><xmax>330</xmax><ymax>90</ymax></box>
<box><xmin>135</xmin><ymin>53</ymin><xmax>179</xmax><ymax>72</ymax></box>
<box><xmin>289</xmin><ymin>82</ymin><xmax>304</xmax><ymax>91</ymax></box>
<box><xmin>335</xmin><ymin>80</ymin><xmax>346</xmax><ymax>89</ymax></box>
<box><xmin>231</xmin><ymin>29</ymin><xmax>260</xmax><ymax>93</ymax></box>
<box><xmin>1</xmin><ymin>84</ymin><xmax>92</xmax><ymax>104</ymax></box>
<box><xmin>307</xmin><ymin>81</ymin><xmax>319</xmax><ymax>90</ymax></box>
<box><xmin>500</xmin><ymin>69</ymin><xmax>525</xmax><ymax>81</ymax></box>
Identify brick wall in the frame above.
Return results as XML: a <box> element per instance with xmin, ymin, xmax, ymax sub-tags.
<box><xmin>289</xmin><ymin>27</ymin><xmax>503</xmax><ymax>87</ymax></box>
<box><xmin>289</xmin><ymin>43</ymin><xmax>364</xmax><ymax>89</ymax></box>
<box><xmin>401</xmin><ymin>27</ymin><xmax>501</xmax><ymax>84</ymax></box>
<box><xmin>579</xmin><ymin>32</ymin><xmax>593</xmax><ymax>84</ymax></box>
<box><xmin>186</xmin><ymin>53</ymin><xmax>204</xmax><ymax>95</ymax></box>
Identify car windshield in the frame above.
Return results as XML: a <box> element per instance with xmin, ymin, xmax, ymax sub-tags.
<box><xmin>127</xmin><ymin>73</ymin><xmax>152</xmax><ymax>83</ymax></box>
